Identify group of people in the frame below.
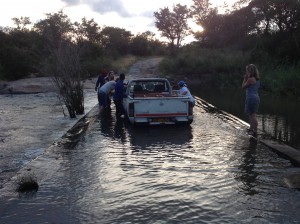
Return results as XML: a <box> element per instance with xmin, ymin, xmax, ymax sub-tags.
<box><xmin>95</xmin><ymin>70</ymin><xmax>126</xmax><ymax>118</ymax></box>
<box><xmin>94</xmin><ymin>63</ymin><xmax>260</xmax><ymax>138</ymax></box>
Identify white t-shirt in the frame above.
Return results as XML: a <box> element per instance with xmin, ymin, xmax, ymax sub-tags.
<box><xmin>179</xmin><ymin>86</ymin><xmax>195</xmax><ymax>105</ymax></box>
<box><xmin>99</xmin><ymin>80</ymin><xmax>116</xmax><ymax>94</ymax></box>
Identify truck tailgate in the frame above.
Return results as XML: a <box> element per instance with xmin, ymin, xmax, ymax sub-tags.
<box><xmin>134</xmin><ymin>98</ymin><xmax>188</xmax><ymax>117</ymax></box>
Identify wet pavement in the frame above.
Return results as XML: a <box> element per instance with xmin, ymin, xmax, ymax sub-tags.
<box><xmin>1</xmin><ymin>58</ymin><xmax>300</xmax><ymax>223</ymax></box>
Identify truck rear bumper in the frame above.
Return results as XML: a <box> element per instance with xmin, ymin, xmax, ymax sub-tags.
<box><xmin>128</xmin><ymin>116</ymin><xmax>193</xmax><ymax>125</ymax></box>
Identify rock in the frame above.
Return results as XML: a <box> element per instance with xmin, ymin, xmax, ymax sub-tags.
<box><xmin>284</xmin><ymin>173</ymin><xmax>300</xmax><ymax>190</ymax></box>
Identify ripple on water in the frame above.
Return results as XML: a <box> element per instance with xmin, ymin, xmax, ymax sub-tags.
<box><xmin>1</xmin><ymin>102</ymin><xmax>300</xmax><ymax>224</ymax></box>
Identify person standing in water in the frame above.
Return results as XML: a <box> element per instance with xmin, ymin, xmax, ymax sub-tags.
<box><xmin>242</xmin><ymin>64</ymin><xmax>260</xmax><ymax>138</ymax></box>
<box><xmin>113</xmin><ymin>73</ymin><xmax>126</xmax><ymax>118</ymax></box>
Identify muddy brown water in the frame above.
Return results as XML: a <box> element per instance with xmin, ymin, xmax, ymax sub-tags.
<box><xmin>1</xmin><ymin>58</ymin><xmax>300</xmax><ymax>223</ymax></box>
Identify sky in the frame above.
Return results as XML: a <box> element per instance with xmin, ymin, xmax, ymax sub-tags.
<box><xmin>0</xmin><ymin>0</ymin><xmax>237</xmax><ymax>43</ymax></box>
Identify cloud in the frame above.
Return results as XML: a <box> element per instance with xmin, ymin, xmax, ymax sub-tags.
<box><xmin>61</xmin><ymin>0</ymin><xmax>81</xmax><ymax>5</ymax></box>
<box><xmin>62</xmin><ymin>0</ymin><xmax>131</xmax><ymax>17</ymax></box>
<box><xmin>141</xmin><ymin>10</ymin><xmax>154</xmax><ymax>18</ymax></box>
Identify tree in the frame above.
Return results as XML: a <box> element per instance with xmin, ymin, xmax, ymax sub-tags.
<box><xmin>100</xmin><ymin>26</ymin><xmax>132</xmax><ymax>56</ymax></box>
<box><xmin>154</xmin><ymin>4</ymin><xmax>191</xmax><ymax>48</ymax></box>
<box><xmin>191</xmin><ymin>0</ymin><xmax>213</xmax><ymax>25</ymax></box>
<box><xmin>12</xmin><ymin>17</ymin><xmax>31</xmax><ymax>31</ymax></box>
<box><xmin>74</xmin><ymin>17</ymin><xmax>101</xmax><ymax>43</ymax></box>
<box><xmin>130</xmin><ymin>31</ymin><xmax>156</xmax><ymax>56</ymax></box>
<box><xmin>0</xmin><ymin>27</ymin><xmax>42</xmax><ymax>80</ymax></box>
<box><xmin>34</xmin><ymin>10</ymin><xmax>74</xmax><ymax>50</ymax></box>
<box><xmin>34</xmin><ymin>11</ymin><xmax>85</xmax><ymax>118</ymax></box>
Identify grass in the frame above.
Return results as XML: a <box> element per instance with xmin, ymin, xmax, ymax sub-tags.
<box><xmin>159</xmin><ymin>47</ymin><xmax>300</xmax><ymax>98</ymax></box>
<box><xmin>111</xmin><ymin>54</ymin><xmax>139</xmax><ymax>74</ymax></box>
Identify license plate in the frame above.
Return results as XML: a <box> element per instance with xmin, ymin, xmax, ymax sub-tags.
<box><xmin>152</xmin><ymin>118</ymin><xmax>169</xmax><ymax>122</ymax></box>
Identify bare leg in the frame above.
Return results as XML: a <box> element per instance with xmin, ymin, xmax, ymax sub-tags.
<box><xmin>249</xmin><ymin>113</ymin><xmax>258</xmax><ymax>135</ymax></box>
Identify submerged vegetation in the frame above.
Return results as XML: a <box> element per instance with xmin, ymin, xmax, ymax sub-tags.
<box><xmin>15</xmin><ymin>173</ymin><xmax>39</xmax><ymax>193</ymax></box>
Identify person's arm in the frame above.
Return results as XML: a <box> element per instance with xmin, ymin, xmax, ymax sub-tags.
<box><xmin>95</xmin><ymin>76</ymin><xmax>100</xmax><ymax>91</ymax></box>
<box><xmin>242</xmin><ymin>76</ymin><xmax>256</xmax><ymax>89</ymax></box>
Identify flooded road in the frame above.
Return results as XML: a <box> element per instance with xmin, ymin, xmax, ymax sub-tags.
<box><xmin>1</xmin><ymin>97</ymin><xmax>300</xmax><ymax>224</ymax></box>
<box><xmin>1</xmin><ymin>57</ymin><xmax>300</xmax><ymax>223</ymax></box>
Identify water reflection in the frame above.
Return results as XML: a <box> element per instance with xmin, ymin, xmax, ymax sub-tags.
<box><xmin>237</xmin><ymin>140</ymin><xmax>259</xmax><ymax>196</ymax></box>
<box><xmin>97</xmin><ymin>107</ymin><xmax>194</xmax><ymax>149</ymax></box>
<box><xmin>192</xmin><ymin>87</ymin><xmax>300</xmax><ymax>150</ymax></box>
<box><xmin>98</xmin><ymin>107</ymin><xmax>114</xmax><ymax>137</ymax></box>
<box><xmin>2</xmin><ymin>98</ymin><xmax>300</xmax><ymax>224</ymax></box>
<box><xmin>127</xmin><ymin>125</ymin><xmax>193</xmax><ymax>150</ymax></box>
<box><xmin>260</xmin><ymin>114</ymin><xmax>291</xmax><ymax>144</ymax></box>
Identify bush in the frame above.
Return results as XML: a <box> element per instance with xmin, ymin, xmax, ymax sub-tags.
<box><xmin>261</xmin><ymin>63</ymin><xmax>300</xmax><ymax>97</ymax></box>
<box><xmin>15</xmin><ymin>173</ymin><xmax>39</xmax><ymax>192</ymax></box>
<box><xmin>159</xmin><ymin>46</ymin><xmax>300</xmax><ymax>98</ymax></box>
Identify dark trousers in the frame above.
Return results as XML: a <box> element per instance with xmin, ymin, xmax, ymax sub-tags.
<box><xmin>113</xmin><ymin>100</ymin><xmax>124</xmax><ymax>117</ymax></box>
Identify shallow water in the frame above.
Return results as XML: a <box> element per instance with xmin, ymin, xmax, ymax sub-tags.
<box><xmin>1</xmin><ymin>97</ymin><xmax>300</xmax><ymax>224</ymax></box>
<box><xmin>0</xmin><ymin>90</ymin><xmax>97</xmax><ymax>188</ymax></box>
<box><xmin>192</xmin><ymin>88</ymin><xmax>300</xmax><ymax>150</ymax></box>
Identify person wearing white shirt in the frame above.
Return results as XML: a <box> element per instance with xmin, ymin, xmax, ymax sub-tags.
<box><xmin>178</xmin><ymin>80</ymin><xmax>195</xmax><ymax>106</ymax></box>
<box><xmin>98</xmin><ymin>80</ymin><xmax>116</xmax><ymax>109</ymax></box>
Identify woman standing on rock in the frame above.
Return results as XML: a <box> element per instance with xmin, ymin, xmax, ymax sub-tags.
<box><xmin>242</xmin><ymin>64</ymin><xmax>260</xmax><ymax>138</ymax></box>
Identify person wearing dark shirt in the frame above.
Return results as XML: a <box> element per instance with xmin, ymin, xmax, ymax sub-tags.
<box><xmin>95</xmin><ymin>67</ymin><xmax>107</xmax><ymax>91</ymax></box>
<box><xmin>113</xmin><ymin>73</ymin><xmax>126</xmax><ymax>118</ymax></box>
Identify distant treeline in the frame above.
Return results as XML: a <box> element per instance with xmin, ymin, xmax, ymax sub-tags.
<box><xmin>1</xmin><ymin>0</ymin><xmax>300</xmax><ymax>98</ymax></box>
<box><xmin>0</xmin><ymin>11</ymin><xmax>167</xmax><ymax>81</ymax></box>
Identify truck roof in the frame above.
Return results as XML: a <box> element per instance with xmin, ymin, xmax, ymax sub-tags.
<box><xmin>128</xmin><ymin>78</ymin><xmax>169</xmax><ymax>82</ymax></box>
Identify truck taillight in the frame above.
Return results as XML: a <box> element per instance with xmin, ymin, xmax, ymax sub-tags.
<box><xmin>188</xmin><ymin>102</ymin><xmax>193</xmax><ymax>115</ymax></box>
<box><xmin>129</xmin><ymin>103</ymin><xmax>134</xmax><ymax>117</ymax></box>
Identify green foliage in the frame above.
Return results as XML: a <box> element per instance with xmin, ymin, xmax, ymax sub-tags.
<box><xmin>160</xmin><ymin>44</ymin><xmax>300</xmax><ymax>98</ymax></box>
<box><xmin>81</xmin><ymin>56</ymin><xmax>112</xmax><ymax>78</ymax></box>
<box><xmin>0</xmin><ymin>30</ymin><xmax>41</xmax><ymax>80</ymax></box>
<box><xmin>160</xmin><ymin>47</ymin><xmax>248</xmax><ymax>76</ymax></box>
<box><xmin>101</xmin><ymin>26</ymin><xmax>132</xmax><ymax>56</ymax></box>
<box><xmin>154</xmin><ymin>4</ymin><xmax>191</xmax><ymax>48</ymax></box>
<box><xmin>261</xmin><ymin>63</ymin><xmax>300</xmax><ymax>97</ymax></box>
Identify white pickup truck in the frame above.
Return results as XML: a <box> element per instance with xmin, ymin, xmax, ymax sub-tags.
<box><xmin>123</xmin><ymin>78</ymin><xmax>194</xmax><ymax>125</ymax></box>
